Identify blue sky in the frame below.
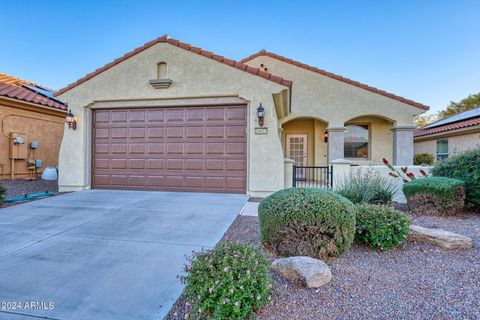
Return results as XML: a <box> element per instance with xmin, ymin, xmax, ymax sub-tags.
<box><xmin>1</xmin><ymin>0</ymin><xmax>479</xmax><ymax>114</ymax></box>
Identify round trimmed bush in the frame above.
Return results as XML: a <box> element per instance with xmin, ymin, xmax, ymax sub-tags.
<box><xmin>180</xmin><ymin>242</ymin><xmax>271</xmax><ymax>320</ymax></box>
<box><xmin>258</xmin><ymin>188</ymin><xmax>356</xmax><ymax>259</ymax></box>
<box><xmin>432</xmin><ymin>148</ymin><xmax>480</xmax><ymax>205</ymax></box>
<box><xmin>356</xmin><ymin>205</ymin><xmax>410</xmax><ymax>251</ymax></box>
<box><xmin>403</xmin><ymin>176</ymin><xmax>465</xmax><ymax>215</ymax></box>
<box><xmin>414</xmin><ymin>152</ymin><xmax>434</xmax><ymax>165</ymax></box>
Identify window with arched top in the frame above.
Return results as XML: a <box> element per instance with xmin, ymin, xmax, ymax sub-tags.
<box><xmin>157</xmin><ymin>62</ymin><xmax>167</xmax><ymax>79</ymax></box>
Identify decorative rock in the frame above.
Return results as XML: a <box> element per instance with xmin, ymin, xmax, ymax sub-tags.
<box><xmin>272</xmin><ymin>256</ymin><xmax>332</xmax><ymax>288</ymax></box>
<box><xmin>409</xmin><ymin>225</ymin><xmax>473</xmax><ymax>249</ymax></box>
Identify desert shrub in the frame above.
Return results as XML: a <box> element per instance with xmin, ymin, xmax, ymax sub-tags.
<box><xmin>403</xmin><ymin>176</ymin><xmax>465</xmax><ymax>215</ymax></box>
<box><xmin>414</xmin><ymin>152</ymin><xmax>434</xmax><ymax>165</ymax></box>
<box><xmin>432</xmin><ymin>148</ymin><xmax>480</xmax><ymax>205</ymax></box>
<box><xmin>355</xmin><ymin>205</ymin><xmax>411</xmax><ymax>250</ymax></box>
<box><xmin>336</xmin><ymin>169</ymin><xmax>397</xmax><ymax>205</ymax></box>
<box><xmin>258</xmin><ymin>188</ymin><xmax>356</xmax><ymax>259</ymax></box>
<box><xmin>0</xmin><ymin>184</ymin><xmax>5</xmax><ymax>205</ymax></box>
<box><xmin>180</xmin><ymin>242</ymin><xmax>271</xmax><ymax>320</ymax></box>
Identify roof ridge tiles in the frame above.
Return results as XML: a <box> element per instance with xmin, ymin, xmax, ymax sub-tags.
<box><xmin>240</xmin><ymin>50</ymin><xmax>429</xmax><ymax>111</ymax></box>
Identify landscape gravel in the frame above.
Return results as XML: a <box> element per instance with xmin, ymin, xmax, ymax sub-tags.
<box><xmin>167</xmin><ymin>213</ymin><xmax>480</xmax><ymax>320</ymax></box>
<box><xmin>0</xmin><ymin>179</ymin><xmax>58</xmax><ymax>197</ymax></box>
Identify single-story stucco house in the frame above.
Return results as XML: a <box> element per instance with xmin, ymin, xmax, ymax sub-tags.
<box><xmin>0</xmin><ymin>73</ymin><xmax>67</xmax><ymax>179</ymax></box>
<box><xmin>415</xmin><ymin>108</ymin><xmax>480</xmax><ymax>162</ymax></box>
<box><xmin>55</xmin><ymin>35</ymin><xmax>428</xmax><ymax>196</ymax></box>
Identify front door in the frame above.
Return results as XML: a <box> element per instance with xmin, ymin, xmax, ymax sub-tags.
<box><xmin>286</xmin><ymin>134</ymin><xmax>308</xmax><ymax>180</ymax></box>
<box><xmin>286</xmin><ymin>134</ymin><xmax>307</xmax><ymax>166</ymax></box>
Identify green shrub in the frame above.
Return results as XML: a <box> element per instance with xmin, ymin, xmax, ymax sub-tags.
<box><xmin>181</xmin><ymin>242</ymin><xmax>271</xmax><ymax>320</ymax></box>
<box><xmin>414</xmin><ymin>152</ymin><xmax>434</xmax><ymax>165</ymax></box>
<box><xmin>0</xmin><ymin>184</ymin><xmax>5</xmax><ymax>205</ymax></box>
<box><xmin>403</xmin><ymin>176</ymin><xmax>465</xmax><ymax>215</ymax></box>
<box><xmin>258</xmin><ymin>188</ymin><xmax>356</xmax><ymax>259</ymax></box>
<box><xmin>432</xmin><ymin>148</ymin><xmax>480</xmax><ymax>205</ymax></box>
<box><xmin>355</xmin><ymin>205</ymin><xmax>410</xmax><ymax>250</ymax></box>
<box><xmin>336</xmin><ymin>169</ymin><xmax>397</xmax><ymax>205</ymax></box>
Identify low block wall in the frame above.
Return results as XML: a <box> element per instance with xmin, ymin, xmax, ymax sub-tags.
<box><xmin>331</xmin><ymin>160</ymin><xmax>432</xmax><ymax>203</ymax></box>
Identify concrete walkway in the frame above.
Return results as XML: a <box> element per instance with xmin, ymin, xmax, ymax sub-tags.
<box><xmin>240</xmin><ymin>201</ymin><xmax>259</xmax><ymax>216</ymax></box>
<box><xmin>0</xmin><ymin>190</ymin><xmax>248</xmax><ymax>320</ymax></box>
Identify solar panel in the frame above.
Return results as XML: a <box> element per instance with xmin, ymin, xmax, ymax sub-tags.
<box><xmin>22</xmin><ymin>84</ymin><xmax>54</xmax><ymax>98</ymax></box>
<box><xmin>424</xmin><ymin>108</ymin><xmax>480</xmax><ymax>129</ymax></box>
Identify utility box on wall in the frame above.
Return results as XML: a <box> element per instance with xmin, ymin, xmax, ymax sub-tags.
<box><xmin>9</xmin><ymin>132</ymin><xmax>28</xmax><ymax>159</ymax></box>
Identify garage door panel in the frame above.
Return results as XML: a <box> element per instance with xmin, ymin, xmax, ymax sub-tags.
<box><xmin>129</xmin><ymin>110</ymin><xmax>146</xmax><ymax>122</ymax></box>
<box><xmin>93</xmin><ymin>105</ymin><xmax>246</xmax><ymax>193</ymax></box>
<box><xmin>206</xmin><ymin>143</ymin><xmax>225</xmax><ymax>154</ymax></box>
<box><xmin>111</xmin><ymin>128</ymin><xmax>127</xmax><ymax>138</ymax></box>
<box><xmin>227</xmin><ymin>107</ymin><xmax>247</xmax><ymax>120</ymax></box>
<box><xmin>129</xmin><ymin>127</ymin><xmax>146</xmax><ymax>138</ymax></box>
<box><xmin>186</xmin><ymin>126</ymin><xmax>204</xmax><ymax>138</ymax></box>
<box><xmin>166</xmin><ymin>127</ymin><xmax>184</xmax><ymax>138</ymax></box>
<box><xmin>95</xmin><ymin>128</ymin><xmax>109</xmax><ymax>139</ymax></box>
<box><xmin>129</xmin><ymin>143</ymin><xmax>146</xmax><ymax>154</ymax></box>
<box><xmin>111</xmin><ymin>111</ymin><xmax>127</xmax><ymax>122</ymax></box>
<box><xmin>166</xmin><ymin>109</ymin><xmax>184</xmax><ymax>121</ymax></box>
<box><xmin>147</xmin><ymin>127</ymin><xmax>165</xmax><ymax>138</ymax></box>
<box><xmin>206</xmin><ymin>108</ymin><xmax>225</xmax><ymax>120</ymax></box>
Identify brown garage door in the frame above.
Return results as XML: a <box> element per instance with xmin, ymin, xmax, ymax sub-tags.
<box><xmin>92</xmin><ymin>105</ymin><xmax>247</xmax><ymax>193</ymax></box>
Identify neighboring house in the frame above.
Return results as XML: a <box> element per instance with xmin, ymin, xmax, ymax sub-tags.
<box><xmin>55</xmin><ymin>36</ymin><xmax>428</xmax><ymax>196</ymax></box>
<box><xmin>415</xmin><ymin>108</ymin><xmax>480</xmax><ymax>161</ymax></box>
<box><xmin>0</xmin><ymin>73</ymin><xmax>67</xmax><ymax>179</ymax></box>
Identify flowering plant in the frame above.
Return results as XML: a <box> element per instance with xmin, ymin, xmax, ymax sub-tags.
<box><xmin>383</xmin><ymin>158</ymin><xmax>428</xmax><ymax>183</ymax></box>
<box><xmin>181</xmin><ymin>242</ymin><xmax>272</xmax><ymax>319</ymax></box>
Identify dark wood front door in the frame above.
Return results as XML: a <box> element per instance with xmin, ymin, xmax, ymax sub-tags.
<box><xmin>92</xmin><ymin>105</ymin><xmax>247</xmax><ymax>193</ymax></box>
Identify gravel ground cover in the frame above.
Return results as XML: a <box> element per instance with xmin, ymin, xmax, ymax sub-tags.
<box><xmin>167</xmin><ymin>213</ymin><xmax>480</xmax><ymax>320</ymax></box>
<box><xmin>0</xmin><ymin>179</ymin><xmax>59</xmax><ymax>207</ymax></box>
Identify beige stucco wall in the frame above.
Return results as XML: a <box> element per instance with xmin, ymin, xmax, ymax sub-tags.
<box><xmin>0</xmin><ymin>100</ymin><xmax>65</xmax><ymax>179</ymax></box>
<box><xmin>414</xmin><ymin>129</ymin><xmax>480</xmax><ymax>161</ymax></box>
<box><xmin>56</xmin><ymin>42</ymin><xmax>288</xmax><ymax>196</ymax></box>
<box><xmin>244</xmin><ymin>56</ymin><xmax>424</xmax><ymax>127</ymax></box>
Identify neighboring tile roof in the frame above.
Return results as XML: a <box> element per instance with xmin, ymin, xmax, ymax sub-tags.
<box><xmin>55</xmin><ymin>36</ymin><xmax>292</xmax><ymax>96</ymax></box>
<box><xmin>241</xmin><ymin>50</ymin><xmax>429</xmax><ymax>111</ymax></box>
<box><xmin>423</xmin><ymin>108</ymin><xmax>480</xmax><ymax>129</ymax></box>
<box><xmin>0</xmin><ymin>73</ymin><xmax>36</xmax><ymax>86</ymax></box>
<box><xmin>415</xmin><ymin>116</ymin><xmax>480</xmax><ymax>137</ymax></box>
<box><xmin>0</xmin><ymin>73</ymin><xmax>66</xmax><ymax>111</ymax></box>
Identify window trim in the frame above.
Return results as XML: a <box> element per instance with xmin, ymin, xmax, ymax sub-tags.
<box><xmin>343</xmin><ymin>122</ymin><xmax>371</xmax><ymax>160</ymax></box>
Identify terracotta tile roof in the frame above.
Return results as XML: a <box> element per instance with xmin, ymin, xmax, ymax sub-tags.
<box><xmin>241</xmin><ymin>50</ymin><xmax>429</xmax><ymax>111</ymax></box>
<box><xmin>55</xmin><ymin>36</ymin><xmax>292</xmax><ymax>96</ymax></box>
<box><xmin>0</xmin><ymin>73</ymin><xmax>66</xmax><ymax>111</ymax></box>
<box><xmin>415</xmin><ymin>116</ymin><xmax>480</xmax><ymax>137</ymax></box>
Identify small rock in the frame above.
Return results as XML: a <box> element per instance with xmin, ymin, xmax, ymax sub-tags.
<box><xmin>272</xmin><ymin>256</ymin><xmax>332</xmax><ymax>288</ymax></box>
<box><xmin>409</xmin><ymin>225</ymin><xmax>473</xmax><ymax>249</ymax></box>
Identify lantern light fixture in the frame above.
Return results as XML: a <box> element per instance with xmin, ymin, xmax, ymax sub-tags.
<box><xmin>324</xmin><ymin>130</ymin><xmax>328</xmax><ymax>143</ymax></box>
<box><xmin>257</xmin><ymin>103</ymin><xmax>265</xmax><ymax>127</ymax></box>
<box><xmin>66</xmin><ymin>108</ymin><xmax>77</xmax><ymax>130</ymax></box>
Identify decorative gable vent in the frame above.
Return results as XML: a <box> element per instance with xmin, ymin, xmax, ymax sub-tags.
<box><xmin>150</xmin><ymin>62</ymin><xmax>172</xmax><ymax>89</ymax></box>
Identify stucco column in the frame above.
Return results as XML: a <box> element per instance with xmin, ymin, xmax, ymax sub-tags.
<box><xmin>391</xmin><ymin>126</ymin><xmax>416</xmax><ymax>166</ymax></box>
<box><xmin>331</xmin><ymin>159</ymin><xmax>352</xmax><ymax>190</ymax></box>
<box><xmin>284</xmin><ymin>158</ymin><xmax>295</xmax><ymax>188</ymax></box>
<box><xmin>327</xmin><ymin>126</ymin><xmax>346</xmax><ymax>164</ymax></box>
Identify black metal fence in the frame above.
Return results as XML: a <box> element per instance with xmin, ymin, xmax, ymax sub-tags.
<box><xmin>292</xmin><ymin>165</ymin><xmax>333</xmax><ymax>188</ymax></box>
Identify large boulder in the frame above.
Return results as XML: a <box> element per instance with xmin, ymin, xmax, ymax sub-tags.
<box><xmin>272</xmin><ymin>256</ymin><xmax>332</xmax><ymax>288</ymax></box>
<box><xmin>409</xmin><ymin>225</ymin><xmax>473</xmax><ymax>249</ymax></box>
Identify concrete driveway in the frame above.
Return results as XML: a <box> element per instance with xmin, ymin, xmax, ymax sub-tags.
<box><xmin>0</xmin><ymin>190</ymin><xmax>248</xmax><ymax>320</ymax></box>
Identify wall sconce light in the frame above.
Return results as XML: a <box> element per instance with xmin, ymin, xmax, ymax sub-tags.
<box><xmin>324</xmin><ymin>130</ymin><xmax>328</xmax><ymax>143</ymax></box>
<box><xmin>257</xmin><ymin>103</ymin><xmax>265</xmax><ymax>127</ymax></box>
<box><xmin>66</xmin><ymin>109</ymin><xmax>77</xmax><ymax>130</ymax></box>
